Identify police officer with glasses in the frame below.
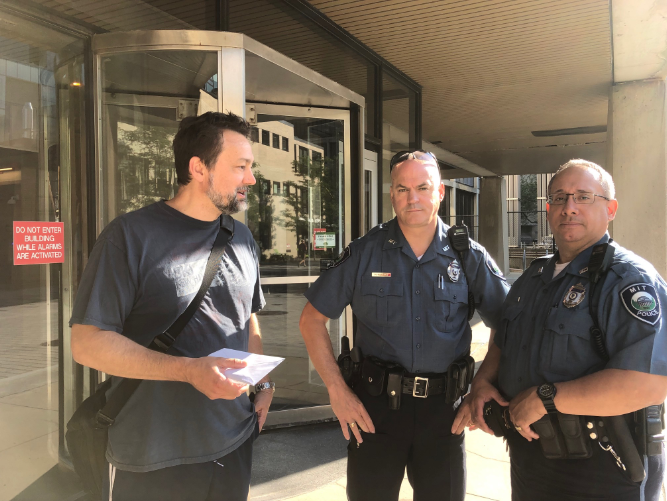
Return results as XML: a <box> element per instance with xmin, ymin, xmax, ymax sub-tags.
<box><xmin>300</xmin><ymin>150</ymin><xmax>510</xmax><ymax>501</ymax></box>
<box><xmin>454</xmin><ymin>159</ymin><xmax>667</xmax><ymax>501</ymax></box>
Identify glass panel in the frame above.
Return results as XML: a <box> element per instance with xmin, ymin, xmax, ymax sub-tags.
<box><xmin>231</xmin><ymin>0</ymin><xmax>375</xmax><ymax>133</ymax></box>
<box><xmin>456</xmin><ymin>190</ymin><xmax>478</xmax><ymax>240</ymax></box>
<box><xmin>28</xmin><ymin>0</ymin><xmax>217</xmax><ymax>31</ymax></box>
<box><xmin>364</xmin><ymin>170</ymin><xmax>372</xmax><ymax>235</ymax></box>
<box><xmin>100</xmin><ymin>50</ymin><xmax>218</xmax><ymax>224</ymax></box>
<box><xmin>248</xmin><ymin>114</ymin><xmax>345</xmax><ymax>278</ymax></box>
<box><xmin>382</xmin><ymin>73</ymin><xmax>417</xmax><ymax>222</ymax></box>
<box><xmin>0</xmin><ymin>14</ymin><xmax>84</xmax><ymax>498</ymax></box>
<box><xmin>259</xmin><ymin>283</ymin><xmax>342</xmax><ymax>410</ymax></box>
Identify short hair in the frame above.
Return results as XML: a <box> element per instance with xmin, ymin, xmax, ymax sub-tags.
<box><xmin>548</xmin><ymin>159</ymin><xmax>615</xmax><ymax>199</ymax></box>
<box><xmin>173</xmin><ymin>112</ymin><xmax>251</xmax><ymax>185</ymax></box>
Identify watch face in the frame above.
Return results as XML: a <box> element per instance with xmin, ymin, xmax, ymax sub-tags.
<box><xmin>538</xmin><ymin>384</ymin><xmax>555</xmax><ymax>399</ymax></box>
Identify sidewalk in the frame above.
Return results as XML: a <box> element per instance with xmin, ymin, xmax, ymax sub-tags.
<box><xmin>249</xmin><ymin>416</ymin><xmax>511</xmax><ymax>501</ymax></box>
<box><xmin>250</xmin><ymin>307</ymin><xmax>512</xmax><ymax>501</ymax></box>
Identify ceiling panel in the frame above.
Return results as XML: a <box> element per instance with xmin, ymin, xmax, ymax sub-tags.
<box><xmin>311</xmin><ymin>0</ymin><xmax>612</xmax><ymax>175</ymax></box>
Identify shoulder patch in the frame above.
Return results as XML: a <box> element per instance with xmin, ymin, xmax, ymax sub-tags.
<box><xmin>485</xmin><ymin>254</ymin><xmax>504</xmax><ymax>278</ymax></box>
<box><xmin>469</xmin><ymin>240</ymin><xmax>484</xmax><ymax>252</ymax></box>
<box><xmin>621</xmin><ymin>283</ymin><xmax>661</xmax><ymax>325</ymax></box>
<box><xmin>327</xmin><ymin>245</ymin><xmax>351</xmax><ymax>270</ymax></box>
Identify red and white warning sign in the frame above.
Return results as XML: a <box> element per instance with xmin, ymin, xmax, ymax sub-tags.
<box><xmin>14</xmin><ymin>221</ymin><xmax>65</xmax><ymax>265</ymax></box>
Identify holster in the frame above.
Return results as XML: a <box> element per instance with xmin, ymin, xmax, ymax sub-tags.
<box><xmin>446</xmin><ymin>355</ymin><xmax>475</xmax><ymax>403</ymax></box>
<box><xmin>635</xmin><ymin>404</ymin><xmax>666</xmax><ymax>457</ymax></box>
<box><xmin>483</xmin><ymin>399</ymin><xmax>514</xmax><ymax>438</ymax></box>
<box><xmin>337</xmin><ymin>336</ymin><xmax>363</xmax><ymax>388</ymax></box>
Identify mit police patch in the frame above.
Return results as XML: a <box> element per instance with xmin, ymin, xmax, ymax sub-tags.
<box><xmin>485</xmin><ymin>254</ymin><xmax>504</xmax><ymax>278</ymax></box>
<box><xmin>621</xmin><ymin>283</ymin><xmax>661</xmax><ymax>325</ymax></box>
<box><xmin>327</xmin><ymin>245</ymin><xmax>351</xmax><ymax>270</ymax></box>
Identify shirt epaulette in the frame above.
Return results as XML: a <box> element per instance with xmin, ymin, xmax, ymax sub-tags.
<box><xmin>530</xmin><ymin>254</ymin><xmax>552</xmax><ymax>267</ymax></box>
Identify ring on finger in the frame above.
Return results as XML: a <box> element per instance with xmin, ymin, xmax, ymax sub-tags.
<box><xmin>349</xmin><ymin>422</ymin><xmax>356</xmax><ymax>428</ymax></box>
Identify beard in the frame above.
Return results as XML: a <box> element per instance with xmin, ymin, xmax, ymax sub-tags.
<box><xmin>207</xmin><ymin>172</ymin><xmax>248</xmax><ymax>215</ymax></box>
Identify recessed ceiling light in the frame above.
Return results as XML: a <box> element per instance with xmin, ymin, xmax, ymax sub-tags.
<box><xmin>531</xmin><ymin>125</ymin><xmax>606</xmax><ymax>137</ymax></box>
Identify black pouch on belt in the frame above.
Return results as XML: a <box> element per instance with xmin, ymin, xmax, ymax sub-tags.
<box><xmin>532</xmin><ymin>415</ymin><xmax>566</xmax><ymax>458</ymax></box>
<box><xmin>557</xmin><ymin>413</ymin><xmax>592</xmax><ymax>458</ymax></box>
<box><xmin>532</xmin><ymin>414</ymin><xmax>592</xmax><ymax>459</ymax></box>
<box><xmin>386</xmin><ymin>372</ymin><xmax>403</xmax><ymax>410</ymax></box>
<box><xmin>446</xmin><ymin>355</ymin><xmax>475</xmax><ymax>403</ymax></box>
<box><xmin>361</xmin><ymin>358</ymin><xmax>387</xmax><ymax>397</ymax></box>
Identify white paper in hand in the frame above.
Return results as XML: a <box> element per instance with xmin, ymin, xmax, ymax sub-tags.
<box><xmin>209</xmin><ymin>348</ymin><xmax>284</xmax><ymax>385</ymax></box>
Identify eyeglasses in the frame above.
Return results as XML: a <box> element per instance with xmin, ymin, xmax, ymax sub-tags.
<box><xmin>389</xmin><ymin>150</ymin><xmax>438</xmax><ymax>171</ymax></box>
<box><xmin>547</xmin><ymin>192</ymin><xmax>611</xmax><ymax>205</ymax></box>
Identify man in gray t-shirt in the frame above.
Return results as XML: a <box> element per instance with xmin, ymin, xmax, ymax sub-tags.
<box><xmin>70</xmin><ymin>112</ymin><xmax>273</xmax><ymax>501</ymax></box>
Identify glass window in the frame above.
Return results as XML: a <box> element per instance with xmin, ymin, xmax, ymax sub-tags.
<box><xmin>261</xmin><ymin>129</ymin><xmax>270</xmax><ymax>146</ymax></box>
<box><xmin>272</xmin><ymin>132</ymin><xmax>280</xmax><ymax>149</ymax></box>
<box><xmin>456</xmin><ymin>190</ymin><xmax>477</xmax><ymax>239</ymax></box>
<box><xmin>282</xmin><ymin>136</ymin><xmax>289</xmax><ymax>152</ymax></box>
<box><xmin>248</xmin><ymin>113</ymin><xmax>345</xmax><ymax>279</ymax></box>
<box><xmin>99</xmin><ymin>50</ymin><xmax>218</xmax><ymax>223</ymax></box>
<box><xmin>250</xmin><ymin>126</ymin><xmax>259</xmax><ymax>143</ymax></box>
<box><xmin>0</xmin><ymin>16</ymin><xmax>86</xmax><ymax>497</ymax></box>
<box><xmin>229</xmin><ymin>0</ymin><xmax>375</xmax><ymax>134</ymax></box>
<box><xmin>262</xmin><ymin>178</ymin><xmax>271</xmax><ymax>195</ymax></box>
<box><xmin>28</xmin><ymin>0</ymin><xmax>218</xmax><ymax>31</ymax></box>
<box><xmin>439</xmin><ymin>186</ymin><xmax>452</xmax><ymax>224</ymax></box>
<box><xmin>257</xmin><ymin>283</ymin><xmax>343</xmax><ymax>410</ymax></box>
<box><xmin>382</xmin><ymin>73</ymin><xmax>417</xmax><ymax>222</ymax></box>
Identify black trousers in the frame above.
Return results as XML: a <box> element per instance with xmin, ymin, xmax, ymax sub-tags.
<box><xmin>106</xmin><ymin>425</ymin><xmax>258</xmax><ymax>501</ymax></box>
<box><xmin>347</xmin><ymin>384</ymin><xmax>466</xmax><ymax>501</ymax></box>
<box><xmin>507</xmin><ymin>432</ymin><xmax>665</xmax><ymax>501</ymax></box>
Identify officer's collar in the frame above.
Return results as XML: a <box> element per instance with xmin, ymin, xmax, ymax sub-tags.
<box><xmin>538</xmin><ymin>233</ymin><xmax>610</xmax><ymax>283</ymax></box>
<box><xmin>383</xmin><ymin>218</ymin><xmax>406</xmax><ymax>250</ymax></box>
<box><xmin>382</xmin><ymin>217</ymin><xmax>453</xmax><ymax>262</ymax></box>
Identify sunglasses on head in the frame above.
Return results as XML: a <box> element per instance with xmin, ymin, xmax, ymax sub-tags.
<box><xmin>389</xmin><ymin>150</ymin><xmax>438</xmax><ymax>171</ymax></box>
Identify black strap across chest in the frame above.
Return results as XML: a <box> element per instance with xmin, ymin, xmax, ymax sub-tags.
<box><xmin>96</xmin><ymin>216</ymin><xmax>234</xmax><ymax>426</ymax></box>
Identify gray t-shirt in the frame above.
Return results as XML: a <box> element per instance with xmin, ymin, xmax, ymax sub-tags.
<box><xmin>70</xmin><ymin>201</ymin><xmax>265</xmax><ymax>472</ymax></box>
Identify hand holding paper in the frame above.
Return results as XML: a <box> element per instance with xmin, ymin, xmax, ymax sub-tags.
<box><xmin>209</xmin><ymin>348</ymin><xmax>284</xmax><ymax>385</ymax></box>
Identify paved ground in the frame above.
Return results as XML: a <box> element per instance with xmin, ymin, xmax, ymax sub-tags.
<box><xmin>249</xmin><ymin>288</ymin><xmax>515</xmax><ymax>501</ymax></box>
<box><xmin>250</xmin><ymin>421</ymin><xmax>511</xmax><ymax>501</ymax></box>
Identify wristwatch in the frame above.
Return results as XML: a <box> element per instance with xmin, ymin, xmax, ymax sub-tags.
<box><xmin>255</xmin><ymin>381</ymin><xmax>276</xmax><ymax>394</ymax></box>
<box><xmin>536</xmin><ymin>383</ymin><xmax>558</xmax><ymax>413</ymax></box>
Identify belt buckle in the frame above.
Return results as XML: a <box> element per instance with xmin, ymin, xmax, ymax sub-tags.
<box><xmin>413</xmin><ymin>377</ymin><xmax>429</xmax><ymax>398</ymax></box>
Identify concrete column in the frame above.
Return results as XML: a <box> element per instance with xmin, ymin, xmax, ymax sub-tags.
<box><xmin>478</xmin><ymin>177</ymin><xmax>509</xmax><ymax>275</ymax></box>
<box><xmin>609</xmin><ymin>78</ymin><xmax>667</xmax><ymax>277</ymax></box>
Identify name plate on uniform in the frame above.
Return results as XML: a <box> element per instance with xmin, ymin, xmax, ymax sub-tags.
<box><xmin>372</xmin><ymin>272</ymin><xmax>391</xmax><ymax>277</ymax></box>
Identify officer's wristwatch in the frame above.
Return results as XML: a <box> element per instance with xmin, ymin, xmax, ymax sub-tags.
<box><xmin>536</xmin><ymin>383</ymin><xmax>558</xmax><ymax>414</ymax></box>
<box><xmin>255</xmin><ymin>381</ymin><xmax>276</xmax><ymax>394</ymax></box>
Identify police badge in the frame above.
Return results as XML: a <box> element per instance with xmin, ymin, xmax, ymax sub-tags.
<box><xmin>563</xmin><ymin>283</ymin><xmax>586</xmax><ymax>308</ymax></box>
<box><xmin>447</xmin><ymin>260</ymin><xmax>461</xmax><ymax>282</ymax></box>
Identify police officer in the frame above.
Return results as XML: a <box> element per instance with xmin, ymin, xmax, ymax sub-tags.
<box><xmin>455</xmin><ymin>159</ymin><xmax>667</xmax><ymax>501</ymax></box>
<box><xmin>299</xmin><ymin>151</ymin><xmax>510</xmax><ymax>501</ymax></box>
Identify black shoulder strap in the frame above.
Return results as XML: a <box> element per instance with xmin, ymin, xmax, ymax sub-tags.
<box><xmin>447</xmin><ymin>223</ymin><xmax>476</xmax><ymax>321</ymax></box>
<box><xmin>587</xmin><ymin>241</ymin><xmax>615</xmax><ymax>361</ymax></box>
<box><xmin>96</xmin><ymin>216</ymin><xmax>235</xmax><ymax>426</ymax></box>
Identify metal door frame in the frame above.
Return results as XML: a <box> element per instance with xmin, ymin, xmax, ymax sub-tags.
<box><xmin>250</xmin><ymin>102</ymin><xmax>352</xmax><ymax>427</ymax></box>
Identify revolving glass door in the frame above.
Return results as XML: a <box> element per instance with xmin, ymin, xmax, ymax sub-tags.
<box><xmin>93</xmin><ymin>30</ymin><xmax>363</xmax><ymax>425</ymax></box>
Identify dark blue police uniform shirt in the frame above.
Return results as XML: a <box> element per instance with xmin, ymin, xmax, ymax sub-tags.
<box><xmin>305</xmin><ymin>217</ymin><xmax>510</xmax><ymax>373</ymax></box>
<box><xmin>496</xmin><ymin>233</ymin><xmax>667</xmax><ymax>399</ymax></box>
